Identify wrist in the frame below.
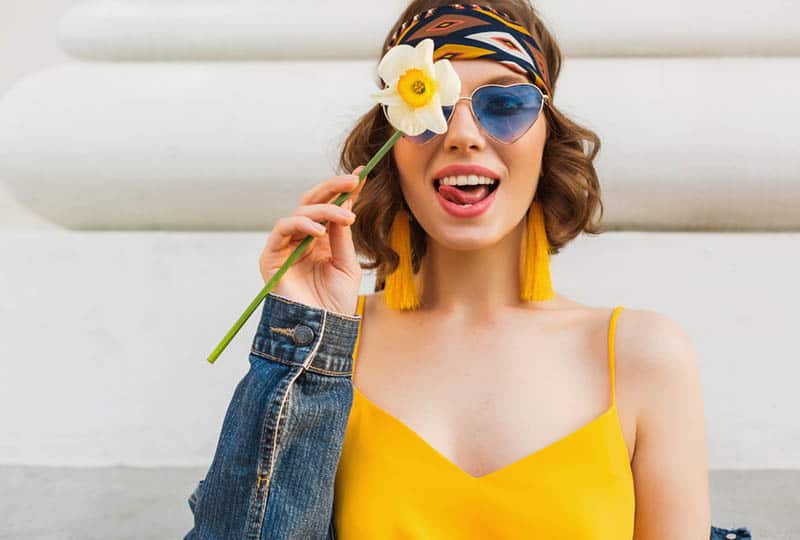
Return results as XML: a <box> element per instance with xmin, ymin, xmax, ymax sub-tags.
<box><xmin>251</xmin><ymin>292</ymin><xmax>361</xmax><ymax>371</ymax></box>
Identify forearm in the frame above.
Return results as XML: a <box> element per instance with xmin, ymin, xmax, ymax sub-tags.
<box><xmin>185</xmin><ymin>292</ymin><xmax>360</xmax><ymax>540</ymax></box>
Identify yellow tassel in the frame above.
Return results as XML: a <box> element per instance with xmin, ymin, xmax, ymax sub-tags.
<box><xmin>383</xmin><ymin>209</ymin><xmax>420</xmax><ymax>310</ymax></box>
<box><xmin>520</xmin><ymin>200</ymin><xmax>555</xmax><ymax>301</ymax></box>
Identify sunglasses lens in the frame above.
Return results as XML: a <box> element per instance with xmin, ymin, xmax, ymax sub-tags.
<box><xmin>472</xmin><ymin>84</ymin><xmax>544</xmax><ymax>143</ymax></box>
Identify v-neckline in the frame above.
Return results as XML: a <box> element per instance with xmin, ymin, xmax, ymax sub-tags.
<box><xmin>351</xmin><ymin>382</ymin><xmax>619</xmax><ymax>482</ymax></box>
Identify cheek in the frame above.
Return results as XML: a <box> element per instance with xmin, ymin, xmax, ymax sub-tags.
<box><xmin>526</xmin><ymin>114</ymin><xmax>548</xmax><ymax>151</ymax></box>
<box><xmin>510</xmin><ymin>120</ymin><xmax>547</xmax><ymax>171</ymax></box>
<box><xmin>392</xmin><ymin>139</ymin><xmax>417</xmax><ymax>176</ymax></box>
<box><xmin>499</xmin><ymin>122</ymin><xmax>547</xmax><ymax>203</ymax></box>
<box><xmin>392</xmin><ymin>140</ymin><xmax>433</xmax><ymax>189</ymax></box>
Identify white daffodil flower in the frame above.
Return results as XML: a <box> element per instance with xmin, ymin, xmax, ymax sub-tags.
<box><xmin>372</xmin><ymin>38</ymin><xmax>461</xmax><ymax>136</ymax></box>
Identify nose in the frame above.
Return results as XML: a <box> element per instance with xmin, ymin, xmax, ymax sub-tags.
<box><xmin>441</xmin><ymin>97</ymin><xmax>486</xmax><ymax>151</ymax></box>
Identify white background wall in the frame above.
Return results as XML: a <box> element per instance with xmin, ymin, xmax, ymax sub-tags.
<box><xmin>0</xmin><ymin>0</ymin><xmax>78</xmax><ymax>229</ymax></box>
<box><xmin>1</xmin><ymin>1</ymin><xmax>798</xmax><ymax>473</ymax></box>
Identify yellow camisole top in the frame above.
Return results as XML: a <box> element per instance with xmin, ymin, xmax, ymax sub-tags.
<box><xmin>333</xmin><ymin>295</ymin><xmax>635</xmax><ymax>538</ymax></box>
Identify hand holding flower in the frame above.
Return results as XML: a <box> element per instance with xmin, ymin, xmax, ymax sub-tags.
<box><xmin>207</xmin><ymin>39</ymin><xmax>460</xmax><ymax>364</ymax></box>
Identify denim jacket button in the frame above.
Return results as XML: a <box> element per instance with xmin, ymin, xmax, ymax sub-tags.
<box><xmin>725</xmin><ymin>534</ymin><xmax>737</xmax><ymax>539</ymax></box>
<box><xmin>292</xmin><ymin>324</ymin><xmax>315</xmax><ymax>346</ymax></box>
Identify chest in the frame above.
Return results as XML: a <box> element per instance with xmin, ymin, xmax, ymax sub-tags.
<box><xmin>351</xmin><ymin>308</ymin><xmax>632</xmax><ymax>478</ymax></box>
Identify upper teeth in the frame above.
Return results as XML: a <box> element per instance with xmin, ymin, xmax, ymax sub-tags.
<box><xmin>438</xmin><ymin>175</ymin><xmax>497</xmax><ymax>186</ymax></box>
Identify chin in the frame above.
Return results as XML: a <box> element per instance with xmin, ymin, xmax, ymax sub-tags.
<box><xmin>426</xmin><ymin>223</ymin><xmax>507</xmax><ymax>251</ymax></box>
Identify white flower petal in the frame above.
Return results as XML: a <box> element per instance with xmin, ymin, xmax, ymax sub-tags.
<box><xmin>433</xmin><ymin>60</ymin><xmax>462</xmax><ymax>106</ymax></box>
<box><xmin>386</xmin><ymin>103</ymin><xmax>426</xmax><ymax>136</ymax></box>
<box><xmin>415</xmin><ymin>39</ymin><xmax>436</xmax><ymax>76</ymax></box>
<box><xmin>377</xmin><ymin>43</ymin><xmax>420</xmax><ymax>87</ymax></box>
<box><xmin>371</xmin><ymin>87</ymin><xmax>405</xmax><ymax>107</ymax></box>
<box><xmin>417</xmin><ymin>96</ymin><xmax>448</xmax><ymax>134</ymax></box>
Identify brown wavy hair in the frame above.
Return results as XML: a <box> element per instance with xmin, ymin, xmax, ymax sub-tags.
<box><xmin>337</xmin><ymin>0</ymin><xmax>605</xmax><ymax>291</ymax></box>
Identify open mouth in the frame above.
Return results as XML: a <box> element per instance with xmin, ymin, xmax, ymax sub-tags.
<box><xmin>433</xmin><ymin>178</ymin><xmax>500</xmax><ymax>205</ymax></box>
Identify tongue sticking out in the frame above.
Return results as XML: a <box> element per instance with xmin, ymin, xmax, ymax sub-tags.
<box><xmin>437</xmin><ymin>184</ymin><xmax>493</xmax><ymax>205</ymax></box>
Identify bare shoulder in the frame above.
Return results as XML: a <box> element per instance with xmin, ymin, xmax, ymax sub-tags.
<box><xmin>545</xmin><ymin>294</ymin><xmax>696</xmax><ymax>358</ymax></box>
<box><xmin>556</xmin><ymin>298</ymin><xmax>700</xmax><ymax>405</ymax></box>
<box><xmin>614</xmin><ymin>306</ymin><xmax>711</xmax><ymax>532</ymax></box>
<box><xmin>613</xmin><ymin>306</ymin><xmax>699</xmax><ymax>382</ymax></box>
<box><xmin>613</xmin><ymin>306</ymin><xmax>706</xmax><ymax>458</ymax></box>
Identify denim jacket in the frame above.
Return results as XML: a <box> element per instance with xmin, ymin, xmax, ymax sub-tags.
<box><xmin>184</xmin><ymin>291</ymin><xmax>359</xmax><ymax>539</ymax></box>
<box><xmin>184</xmin><ymin>292</ymin><xmax>752</xmax><ymax>540</ymax></box>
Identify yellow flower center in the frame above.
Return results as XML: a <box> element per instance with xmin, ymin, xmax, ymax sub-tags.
<box><xmin>397</xmin><ymin>68</ymin><xmax>437</xmax><ymax>109</ymax></box>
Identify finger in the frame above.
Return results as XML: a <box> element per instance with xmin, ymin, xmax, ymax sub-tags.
<box><xmin>300</xmin><ymin>165</ymin><xmax>368</xmax><ymax>206</ymax></box>
<box><xmin>352</xmin><ymin>165</ymin><xmax>366</xmax><ymax>180</ymax></box>
<box><xmin>349</xmin><ymin>166</ymin><xmax>367</xmax><ymax>204</ymax></box>
<box><xmin>327</xmin><ymin>180</ymin><xmax>364</xmax><ymax>208</ymax></box>
<box><xmin>264</xmin><ymin>215</ymin><xmax>328</xmax><ymax>252</ymax></box>
<box><xmin>300</xmin><ymin>174</ymin><xmax>360</xmax><ymax>206</ymax></box>
<box><xmin>327</xmin><ymin>166</ymin><xmax>363</xmax><ymax>272</ymax></box>
<box><xmin>292</xmin><ymin>203</ymin><xmax>356</xmax><ymax>225</ymax></box>
<box><xmin>327</xmin><ymin>166</ymin><xmax>367</xmax><ymax>209</ymax></box>
<box><xmin>327</xmin><ymin>200</ymin><xmax>358</xmax><ymax>273</ymax></box>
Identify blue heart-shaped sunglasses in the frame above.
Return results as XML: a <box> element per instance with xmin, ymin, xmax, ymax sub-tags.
<box><xmin>382</xmin><ymin>82</ymin><xmax>549</xmax><ymax>145</ymax></box>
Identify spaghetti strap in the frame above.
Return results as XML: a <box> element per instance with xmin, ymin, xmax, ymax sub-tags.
<box><xmin>352</xmin><ymin>294</ymin><xmax>366</xmax><ymax>374</ymax></box>
<box><xmin>607</xmin><ymin>306</ymin><xmax>624</xmax><ymax>408</ymax></box>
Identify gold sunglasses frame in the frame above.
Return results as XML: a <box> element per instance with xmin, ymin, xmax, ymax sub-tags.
<box><xmin>384</xmin><ymin>82</ymin><xmax>550</xmax><ymax>145</ymax></box>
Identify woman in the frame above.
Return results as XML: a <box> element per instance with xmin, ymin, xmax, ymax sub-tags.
<box><xmin>186</xmin><ymin>1</ymin><xmax>728</xmax><ymax>538</ymax></box>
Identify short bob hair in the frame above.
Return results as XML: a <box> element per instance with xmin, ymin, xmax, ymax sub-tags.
<box><xmin>338</xmin><ymin>0</ymin><xmax>605</xmax><ymax>292</ymax></box>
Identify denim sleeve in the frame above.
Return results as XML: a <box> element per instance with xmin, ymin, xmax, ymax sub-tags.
<box><xmin>710</xmin><ymin>525</ymin><xmax>752</xmax><ymax>539</ymax></box>
<box><xmin>184</xmin><ymin>291</ymin><xmax>360</xmax><ymax>540</ymax></box>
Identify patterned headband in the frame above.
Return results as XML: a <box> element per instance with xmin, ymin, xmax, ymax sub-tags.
<box><xmin>386</xmin><ymin>3</ymin><xmax>551</xmax><ymax>97</ymax></box>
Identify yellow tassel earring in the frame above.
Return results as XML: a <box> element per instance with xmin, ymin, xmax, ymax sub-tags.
<box><xmin>520</xmin><ymin>200</ymin><xmax>556</xmax><ymax>301</ymax></box>
<box><xmin>383</xmin><ymin>208</ymin><xmax>421</xmax><ymax>310</ymax></box>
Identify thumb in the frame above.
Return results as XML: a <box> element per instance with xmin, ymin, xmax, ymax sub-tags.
<box><xmin>327</xmin><ymin>198</ymin><xmax>358</xmax><ymax>273</ymax></box>
<box><xmin>350</xmin><ymin>165</ymin><xmax>367</xmax><ymax>202</ymax></box>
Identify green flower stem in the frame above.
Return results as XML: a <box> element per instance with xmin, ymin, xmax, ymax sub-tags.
<box><xmin>207</xmin><ymin>129</ymin><xmax>404</xmax><ymax>364</ymax></box>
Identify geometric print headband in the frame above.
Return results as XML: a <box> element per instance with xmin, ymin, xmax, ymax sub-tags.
<box><xmin>385</xmin><ymin>3</ymin><xmax>552</xmax><ymax>97</ymax></box>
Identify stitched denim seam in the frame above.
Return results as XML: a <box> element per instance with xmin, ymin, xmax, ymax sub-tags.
<box><xmin>267</xmin><ymin>291</ymin><xmax>363</xmax><ymax>322</ymax></box>
<box><xmin>248</xmin><ymin>373</ymin><xmax>298</xmax><ymax>538</ymax></box>
<box><xmin>249</xmin><ymin>349</ymin><xmax>352</xmax><ymax>377</ymax></box>
<box><xmin>249</xmin><ymin>349</ymin><xmax>299</xmax><ymax>367</ymax></box>
<box><xmin>245</xmin><ymin>373</ymin><xmax>291</xmax><ymax>539</ymax></box>
<box><xmin>306</xmin><ymin>365</ymin><xmax>353</xmax><ymax>377</ymax></box>
<box><xmin>269</xmin><ymin>326</ymin><xmax>295</xmax><ymax>338</ymax></box>
<box><xmin>248</xmin><ymin>307</ymin><xmax>329</xmax><ymax>537</ymax></box>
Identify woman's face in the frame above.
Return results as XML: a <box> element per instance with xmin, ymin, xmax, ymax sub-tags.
<box><xmin>392</xmin><ymin>59</ymin><xmax>548</xmax><ymax>251</ymax></box>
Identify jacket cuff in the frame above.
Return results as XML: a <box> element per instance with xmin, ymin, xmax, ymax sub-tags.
<box><xmin>250</xmin><ymin>291</ymin><xmax>361</xmax><ymax>373</ymax></box>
